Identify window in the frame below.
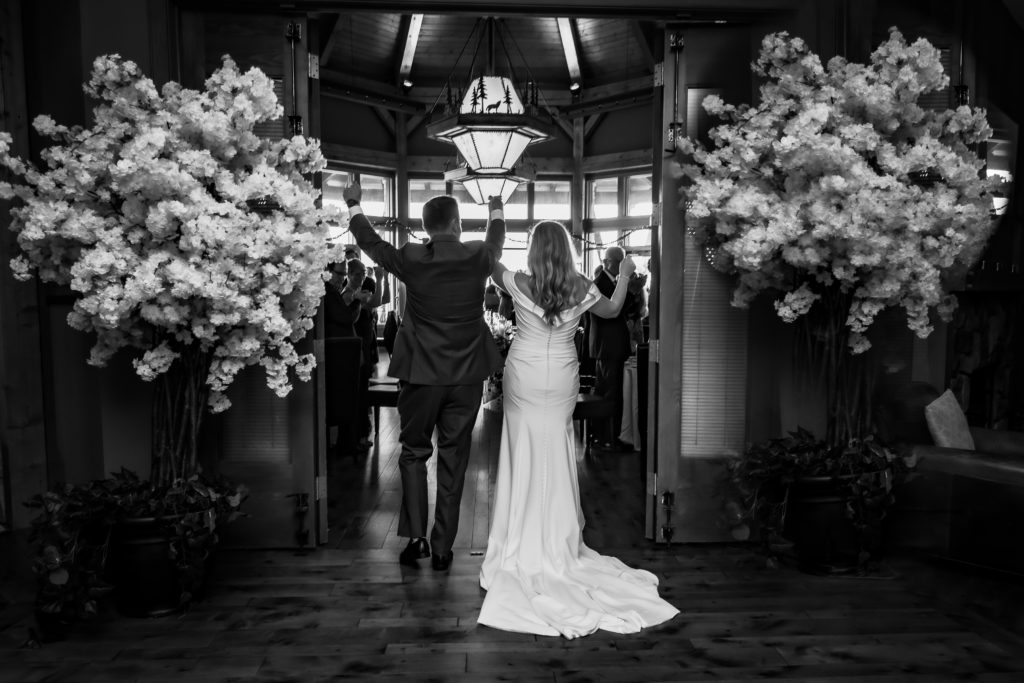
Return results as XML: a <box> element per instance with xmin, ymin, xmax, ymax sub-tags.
<box><xmin>323</xmin><ymin>169</ymin><xmax>394</xmax><ymax>245</ymax></box>
<box><xmin>534</xmin><ymin>179</ymin><xmax>571</xmax><ymax>220</ymax></box>
<box><xmin>626</xmin><ymin>174</ymin><xmax>653</xmax><ymax>218</ymax></box>
<box><xmin>589</xmin><ymin>177</ymin><xmax>619</xmax><ymax>219</ymax></box>
<box><xmin>359</xmin><ymin>173</ymin><xmax>392</xmax><ymax>217</ymax></box>
<box><xmin>584</xmin><ymin>172</ymin><xmax>654</xmax><ymax>274</ymax></box>
<box><xmin>409</xmin><ymin>178</ymin><xmax>446</xmax><ymax>223</ymax></box>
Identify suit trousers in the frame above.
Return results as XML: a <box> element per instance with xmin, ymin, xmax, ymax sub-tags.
<box><xmin>594</xmin><ymin>357</ymin><xmax>625</xmax><ymax>443</ymax></box>
<box><xmin>396</xmin><ymin>381</ymin><xmax>483</xmax><ymax>554</ymax></box>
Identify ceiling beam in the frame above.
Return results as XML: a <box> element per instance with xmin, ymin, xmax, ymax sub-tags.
<box><xmin>396</xmin><ymin>13</ymin><xmax>424</xmax><ymax>86</ymax></box>
<box><xmin>320</xmin><ymin>67</ymin><xmax>426</xmax><ymax>115</ymax></box>
<box><xmin>318</xmin><ymin>13</ymin><xmax>341</xmax><ymax>66</ymax></box>
<box><xmin>556</xmin><ymin>17</ymin><xmax>582</xmax><ymax>91</ymax></box>
<box><xmin>562</xmin><ymin>75</ymin><xmax>654</xmax><ymax>118</ymax></box>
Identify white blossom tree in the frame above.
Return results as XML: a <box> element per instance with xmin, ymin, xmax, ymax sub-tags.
<box><xmin>676</xmin><ymin>28</ymin><xmax>1006</xmax><ymax>445</ymax></box>
<box><xmin>0</xmin><ymin>54</ymin><xmax>343</xmax><ymax>484</ymax></box>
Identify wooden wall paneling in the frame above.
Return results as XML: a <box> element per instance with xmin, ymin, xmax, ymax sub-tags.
<box><xmin>178</xmin><ymin>10</ymin><xmax>206</xmax><ymax>89</ymax></box>
<box><xmin>0</xmin><ymin>0</ymin><xmax>48</xmax><ymax>529</ymax></box>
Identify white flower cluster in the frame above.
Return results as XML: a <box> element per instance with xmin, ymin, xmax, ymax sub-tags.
<box><xmin>676</xmin><ymin>28</ymin><xmax>1006</xmax><ymax>353</ymax></box>
<box><xmin>0</xmin><ymin>54</ymin><xmax>345</xmax><ymax>411</ymax></box>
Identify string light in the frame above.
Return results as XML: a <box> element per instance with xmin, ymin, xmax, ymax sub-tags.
<box><xmin>335</xmin><ymin>217</ymin><xmax>652</xmax><ymax>249</ymax></box>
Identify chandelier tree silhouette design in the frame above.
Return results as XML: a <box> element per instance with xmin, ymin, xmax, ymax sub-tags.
<box><xmin>427</xmin><ymin>17</ymin><xmax>557</xmax><ymax>204</ymax></box>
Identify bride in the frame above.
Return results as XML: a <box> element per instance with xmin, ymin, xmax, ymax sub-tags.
<box><xmin>478</xmin><ymin>219</ymin><xmax>679</xmax><ymax>639</ymax></box>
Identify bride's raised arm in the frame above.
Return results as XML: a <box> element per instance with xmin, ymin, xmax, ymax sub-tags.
<box><xmin>588</xmin><ymin>255</ymin><xmax>636</xmax><ymax>318</ymax></box>
<box><xmin>490</xmin><ymin>258</ymin><xmax>510</xmax><ymax>289</ymax></box>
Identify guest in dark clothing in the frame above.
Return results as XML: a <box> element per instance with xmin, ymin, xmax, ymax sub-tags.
<box><xmin>325</xmin><ymin>260</ymin><xmax>363</xmax><ymax>457</ymax></box>
<box><xmin>587</xmin><ymin>246</ymin><xmax>638</xmax><ymax>452</ymax></box>
<box><xmin>347</xmin><ymin>258</ymin><xmax>382</xmax><ymax>451</ymax></box>
<box><xmin>325</xmin><ymin>261</ymin><xmax>362</xmax><ymax>338</ymax></box>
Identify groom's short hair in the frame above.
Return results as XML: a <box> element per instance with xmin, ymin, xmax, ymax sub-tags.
<box><xmin>422</xmin><ymin>195</ymin><xmax>459</xmax><ymax>235</ymax></box>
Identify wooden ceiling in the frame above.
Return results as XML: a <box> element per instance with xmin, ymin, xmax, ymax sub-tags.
<box><xmin>317</xmin><ymin>13</ymin><xmax>662</xmax><ymax>111</ymax></box>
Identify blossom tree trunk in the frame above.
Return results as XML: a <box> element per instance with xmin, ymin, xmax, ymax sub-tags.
<box><xmin>151</xmin><ymin>345</ymin><xmax>211</xmax><ymax>487</ymax></box>
<box><xmin>798</xmin><ymin>285</ymin><xmax>875</xmax><ymax>449</ymax></box>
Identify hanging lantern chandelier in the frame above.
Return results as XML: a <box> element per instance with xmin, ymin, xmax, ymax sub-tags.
<box><xmin>427</xmin><ymin>17</ymin><xmax>555</xmax><ymax>203</ymax></box>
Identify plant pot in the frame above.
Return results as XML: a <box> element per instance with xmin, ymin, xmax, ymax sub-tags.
<box><xmin>33</xmin><ymin>608</ymin><xmax>74</xmax><ymax>642</ymax></box>
<box><xmin>784</xmin><ymin>475</ymin><xmax>871</xmax><ymax>574</ymax></box>
<box><xmin>108</xmin><ymin>516</ymin><xmax>184</xmax><ymax>617</ymax></box>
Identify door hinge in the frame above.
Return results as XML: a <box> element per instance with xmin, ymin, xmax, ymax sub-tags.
<box><xmin>651</xmin><ymin>202</ymin><xmax>662</xmax><ymax>225</ymax></box>
<box><xmin>653</xmin><ymin>62</ymin><xmax>664</xmax><ymax>87</ymax></box>
<box><xmin>308</xmin><ymin>53</ymin><xmax>320</xmax><ymax>80</ymax></box>
<box><xmin>315</xmin><ymin>476</ymin><xmax>326</xmax><ymax>500</ymax></box>
<box><xmin>648</xmin><ymin>339</ymin><xmax>659</xmax><ymax>364</ymax></box>
<box><xmin>646</xmin><ymin>471</ymin><xmax>657</xmax><ymax>495</ymax></box>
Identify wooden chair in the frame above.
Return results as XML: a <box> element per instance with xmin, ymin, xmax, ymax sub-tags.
<box><xmin>572</xmin><ymin>393</ymin><xmax>614</xmax><ymax>454</ymax></box>
<box><xmin>366</xmin><ymin>377</ymin><xmax>399</xmax><ymax>437</ymax></box>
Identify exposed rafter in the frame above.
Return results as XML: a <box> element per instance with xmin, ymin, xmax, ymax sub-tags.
<box><xmin>556</xmin><ymin>17</ymin><xmax>582</xmax><ymax>91</ymax></box>
<box><xmin>396</xmin><ymin>13</ymin><xmax>423</xmax><ymax>86</ymax></box>
<box><xmin>372</xmin><ymin>106</ymin><xmax>397</xmax><ymax>136</ymax></box>
<box><xmin>583</xmin><ymin>113</ymin><xmax>605</xmax><ymax>142</ymax></box>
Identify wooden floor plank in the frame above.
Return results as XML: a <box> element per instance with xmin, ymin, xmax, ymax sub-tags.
<box><xmin>3</xmin><ymin>400</ymin><xmax>1024</xmax><ymax>681</ymax></box>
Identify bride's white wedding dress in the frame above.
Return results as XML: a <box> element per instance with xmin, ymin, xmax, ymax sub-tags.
<box><xmin>478</xmin><ymin>270</ymin><xmax>679</xmax><ymax>639</ymax></box>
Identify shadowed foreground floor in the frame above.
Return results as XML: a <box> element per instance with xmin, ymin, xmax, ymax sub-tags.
<box><xmin>2</xmin><ymin>397</ymin><xmax>1024</xmax><ymax>681</ymax></box>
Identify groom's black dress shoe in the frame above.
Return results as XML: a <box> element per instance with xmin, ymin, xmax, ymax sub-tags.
<box><xmin>399</xmin><ymin>538</ymin><xmax>430</xmax><ymax>567</ymax></box>
<box><xmin>431</xmin><ymin>551</ymin><xmax>453</xmax><ymax>571</ymax></box>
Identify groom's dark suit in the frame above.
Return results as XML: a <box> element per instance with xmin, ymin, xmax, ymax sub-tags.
<box><xmin>349</xmin><ymin>208</ymin><xmax>504</xmax><ymax>558</ymax></box>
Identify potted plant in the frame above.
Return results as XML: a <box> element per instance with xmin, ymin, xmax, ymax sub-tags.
<box><xmin>1</xmin><ymin>54</ymin><xmax>340</xmax><ymax>622</ymax></box>
<box><xmin>678</xmin><ymin>29</ymin><xmax>1006</xmax><ymax>572</ymax></box>
<box><xmin>24</xmin><ymin>480</ymin><xmax>118</xmax><ymax>641</ymax></box>
<box><xmin>23</xmin><ymin>468</ymin><xmax>246</xmax><ymax>637</ymax></box>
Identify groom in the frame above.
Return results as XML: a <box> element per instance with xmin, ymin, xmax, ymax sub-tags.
<box><xmin>344</xmin><ymin>184</ymin><xmax>505</xmax><ymax>570</ymax></box>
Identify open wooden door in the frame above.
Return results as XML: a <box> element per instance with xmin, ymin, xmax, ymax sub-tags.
<box><xmin>649</xmin><ymin>23</ymin><xmax>753</xmax><ymax>544</ymax></box>
<box><xmin>180</xmin><ymin>11</ymin><xmax>326</xmax><ymax>549</ymax></box>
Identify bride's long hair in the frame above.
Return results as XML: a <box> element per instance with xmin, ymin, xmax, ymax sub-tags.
<box><xmin>527</xmin><ymin>220</ymin><xmax>580</xmax><ymax>325</ymax></box>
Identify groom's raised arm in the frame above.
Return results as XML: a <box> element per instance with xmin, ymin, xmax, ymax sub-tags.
<box><xmin>484</xmin><ymin>195</ymin><xmax>505</xmax><ymax>261</ymax></box>
<box><xmin>344</xmin><ymin>183</ymin><xmax>403</xmax><ymax>278</ymax></box>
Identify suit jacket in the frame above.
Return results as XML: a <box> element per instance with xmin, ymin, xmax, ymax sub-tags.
<box><xmin>587</xmin><ymin>269</ymin><xmax>634</xmax><ymax>362</ymax></box>
<box><xmin>349</xmin><ymin>211</ymin><xmax>505</xmax><ymax>385</ymax></box>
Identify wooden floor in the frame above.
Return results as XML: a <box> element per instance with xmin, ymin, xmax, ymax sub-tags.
<box><xmin>3</xmin><ymin>400</ymin><xmax>1024</xmax><ymax>681</ymax></box>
